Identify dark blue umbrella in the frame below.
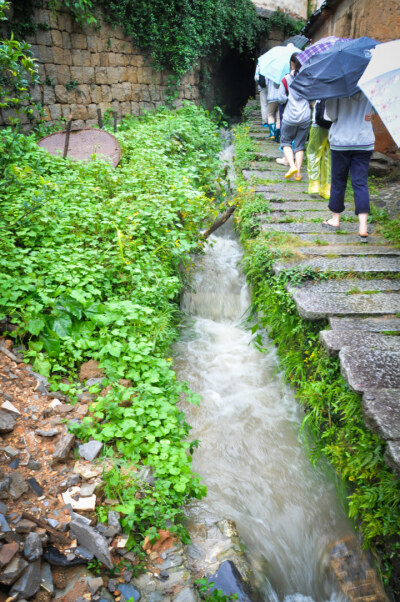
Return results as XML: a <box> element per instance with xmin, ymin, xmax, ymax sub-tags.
<box><xmin>284</xmin><ymin>35</ymin><xmax>309</xmax><ymax>50</ymax></box>
<box><xmin>290</xmin><ymin>37</ymin><xmax>380</xmax><ymax>100</ymax></box>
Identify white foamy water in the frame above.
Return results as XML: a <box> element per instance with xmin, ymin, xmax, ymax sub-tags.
<box><xmin>174</xmin><ymin>223</ymin><xmax>353</xmax><ymax>601</ymax></box>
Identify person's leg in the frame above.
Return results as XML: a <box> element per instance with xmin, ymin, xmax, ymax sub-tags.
<box><xmin>274</xmin><ymin>103</ymin><xmax>281</xmax><ymax>142</ymax></box>
<box><xmin>324</xmin><ymin>150</ymin><xmax>351</xmax><ymax>228</ymax></box>
<box><xmin>260</xmin><ymin>88</ymin><xmax>269</xmax><ymax>127</ymax></box>
<box><xmin>280</xmin><ymin>122</ymin><xmax>296</xmax><ymax>177</ymax></box>
<box><xmin>283</xmin><ymin>145</ymin><xmax>295</xmax><ymax>172</ymax></box>
<box><xmin>293</xmin><ymin>122</ymin><xmax>309</xmax><ymax>179</ymax></box>
<box><xmin>307</xmin><ymin>126</ymin><xmax>321</xmax><ymax>194</ymax></box>
<box><xmin>267</xmin><ymin>102</ymin><xmax>277</xmax><ymax>139</ymax></box>
<box><xmin>349</xmin><ymin>151</ymin><xmax>372</xmax><ymax>236</ymax></box>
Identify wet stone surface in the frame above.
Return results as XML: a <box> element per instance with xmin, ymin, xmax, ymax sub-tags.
<box><xmin>320</xmin><ymin>329</ymin><xmax>400</xmax><ymax>356</ymax></box>
<box><xmin>339</xmin><ymin>347</ymin><xmax>400</xmax><ymax>392</ymax></box>
<box><xmin>362</xmin><ymin>390</ymin><xmax>400</xmax><ymax>440</ymax></box>
<box><xmin>268</xmin><ymin>201</ymin><xmax>328</xmax><ymax>211</ymax></box>
<box><xmin>292</xmin><ymin>290</ymin><xmax>400</xmax><ymax>320</ymax></box>
<box><xmin>289</xmin><ymin>279</ymin><xmax>400</xmax><ymax>294</ymax></box>
<box><xmin>297</xmin><ymin>245</ymin><xmax>400</xmax><ymax>256</ymax></box>
<box><xmin>329</xmin><ymin>316</ymin><xmax>400</xmax><ymax>332</ymax></box>
<box><xmin>262</xmin><ymin>222</ymin><xmax>376</xmax><ymax>233</ymax></box>
<box><xmin>274</xmin><ymin>256</ymin><xmax>400</xmax><ymax>274</ymax></box>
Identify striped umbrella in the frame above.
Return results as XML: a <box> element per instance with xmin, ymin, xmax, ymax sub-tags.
<box><xmin>297</xmin><ymin>35</ymin><xmax>353</xmax><ymax>65</ymax></box>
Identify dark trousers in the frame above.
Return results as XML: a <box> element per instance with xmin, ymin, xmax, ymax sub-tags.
<box><xmin>329</xmin><ymin>150</ymin><xmax>372</xmax><ymax>215</ymax></box>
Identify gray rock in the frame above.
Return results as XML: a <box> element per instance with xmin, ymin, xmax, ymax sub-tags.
<box><xmin>268</xmin><ymin>201</ymin><xmax>329</xmax><ymax>211</ymax></box>
<box><xmin>340</xmin><ymin>347</ymin><xmax>400</xmax><ymax>393</ymax></box>
<box><xmin>52</xmin><ymin>431</ymin><xmax>75</xmax><ymax>463</ymax></box>
<box><xmin>78</xmin><ymin>439</ymin><xmax>103</xmax><ymax>461</ymax></box>
<box><xmin>28</xmin><ymin>460</ymin><xmax>42</xmax><ymax>471</ymax></box>
<box><xmin>85</xmin><ymin>377</ymin><xmax>104</xmax><ymax>388</ymax></box>
<box><xmin>320</xmin><ymin>330</ymin><xmax>400</xmax><ymax>356</ymax></box>
<box><xmin>36</xmin><ymin>428</ymin><xmax>60</xmax><ymax>437</ymax></box>
<box><xmin>274</xmin><ymin>256</ymin><xmax>400</xmax><ymax>275</ymax></box>
<box><xmin>159</xmin><ymin>555</ymin><xmax>184</xmax><ymax>570</ymax></box>
<box><xmin>0</xmin><ymin>513</ymin><xmax>10</xmax><ymax>532</ymax></box>
<box><xmin>23</xmin><ymin>532</ymin><xmax>43</xmax><ymax>561</ymax></box>
<box><xmin>46</xmin><ymin>518</ymin><xmax>59</xmax><ymax>528</ymax></box>
<box><xmin>206</xmin><ymin>560</ymin><xmax>251</xmax><ymax>602</ymax></box>
<box><xmin>88</xmin><ymin>576</ymin><xmax>104</xmax><ymax>594</ymax></box>
<box><xmin>70</xmin><ymin>517</ymin><xmax>113</xmax><ymax>569</ymax></box>
<box><xmin>80</xmin><ymin>483</ymin><xmax>97</xmax><ymax>497</ymax></box>
<box><xmin>40</xmin><ymin>562</ymin><xmax>54</xmax><ymax>594</ymax></box>
<box><xmin>0</xmin><ymin>556</ymin><xmax>28</xmax><ymax>585</ymax></box>
<box><xmin>27</xmin><ymin>477</ymin><xmax>44</xmax><ymax>496</ymax></box>
<box><xmin>0</xmin><ymin>502</ymin><xmax>7</xmax><ymax>514</ymax></box>
<box><xmin>118</xmin><ymin>583</ymin><xmax>141</xmax><ymax>601</ymax></box>
<box><xmin>292</xmin><ymin>290</ymin><xmax>400</xmax><ymax>320</ymax></box>
<box><xmin>66</xmin><ymin>473</ymin><xmax>81</xmax><ymax>488</ymax></box>
<box><xmin>10</xmin><ymin>471</ymin><xmax>29</xmax><ymax>499</ymax></box>
<box><xmin>108</xmin><ymin>578</ymin><xmax>117</xmax><ymax>593</ymax></box>
<box><xmin>10</xmin><ymin>559</ymin><xmax>41</xmax><ymax>599</ymax></box>
<box><xmin>362</xmin><ymin>390</ymin><xmax>400</xmax><ymax>440</ymax></box>
<box><xmin>15</xmin><ymin>518</ymin><xmax>36</xmax><ymax>533</ymax></box>
<box><xmin>385</xmin><ymin>440</ymin><xmax>400</xmax><ymax>479</ymax></box>
<box><xmin>0</xmin><ymin>408</ymin><xmax>17</xmax><ymax>433</ymax></box>
<box><xmin>329</xmin><ymin>316</ymin><xmax>400</xmax><ymax>332</ymax></box>
<box><xmin>262</xmin><ymin>198</ymin><xmax>331</xmax><ymax>207</ymax></box>
<box><xmin>0</xmin><ymin>478</ymin><xmax>10</xmax><ymax>499</ymax></box>
<box><xmin>107</xmin><ymin>510</ymin><xmax>122</xmax><ymax>534</ymax></box>
<box><xmin>0</xmin><ymin>541</ymin><xmax>19</xmax><ymax>567</ymax></box>
<box><xmin>4</xmin><ymin>446</ymin><xmax>19</xmax><ymax>458</ymax></box>
<box><xmin>173</xmin><ymin>587</ymin><xmax>198</xmax><ymax>602</ymax></box>
<box><xmin>369</xmin><ymin>151</ymin><xmax>399</xmax><ymax>177</ymax></box>
<box><xmin>149</xmin><ymin>593</ymin><xmax>164</xmax><ymax>602</ymax></box>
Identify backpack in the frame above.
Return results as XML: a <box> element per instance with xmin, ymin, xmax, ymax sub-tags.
<box><xmin>315</xmin><ymin>99</ymin><xmax>332</xmax><ymax>130</ymax></box>
<box><xmin>258</xmin><ymin>74</ymin><xmax>267</xmax><ymax>88</ymax></box>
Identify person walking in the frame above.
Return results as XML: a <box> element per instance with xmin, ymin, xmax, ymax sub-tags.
<box><xmin>266</xmin><ymin>78</ymin><xmax>280</xmax><ymax>141</ymax></box>
<box><xmin>277</xmin><ymin>53</ymin><xmax>311</xmax><ymax>181</ymax></box>
<box><xmin>322</xmin><ymin>92</ymin><xmax>375</xmax><ymax>242</ymax></box>
<box><xmin>254</xmin><ymin>49</ymin><xmax>269</xmax><ymax>129</ymax></box>
<box><xmin>307</xmin><ymin>99</ymin><xmax>331</xmax><ymax>199</ymax></box>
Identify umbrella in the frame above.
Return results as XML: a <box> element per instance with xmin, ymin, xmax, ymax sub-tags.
<box><xmin>284</xmin><ymin>35</ymin><xmax>309</xmax><ymax>50</ymax></box>
<box><xmin>258</xmin><ymin>43</ymin><xmax>297</xmax><ymax>85</ymax></box>
<box><xmin>297</xmin><ymin>35</ymin><xmax>352</xmax><ymax>65</ymax></box>
<box><xmin>290</xmin><ymin>37</ymin><xmax>380</xmax><ymax>101</ymax></box>
<box><xmin>358</xmin><ymin>40</ymin><xmax>400</xmax><ymax>147</ymax></box>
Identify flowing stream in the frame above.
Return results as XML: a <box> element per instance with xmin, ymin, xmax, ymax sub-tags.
<box><xmin>173</xmin><ymin>182</ymin><xmax>356</xmax><ymax>600</ymax></box>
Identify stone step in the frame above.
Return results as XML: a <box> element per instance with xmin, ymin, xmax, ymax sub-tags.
<box><xmin>289</xmin><ymin>279</ymin><xmax>400</xmax><ymax>294</ymax></box>
<box><xmin>273</xmin><ymin>256</ymin><xmax>400</xmax><ymax>275</ymax></box>
<box><xmin>243</xmin><ymin>170</ymin><xmax>309</xmax><ymax>184</ymax></box>
<box><xmin>264</xmin><ymin>210</ymin><xmax>355</xmax><ymax>220</ymax></box>
<box><xmin>320</xmin><ymin>329</ymin><xmax>400</xmax><ymax>356</ymax></box>
<box><xmin>262</xmin><ymin>222</ymin><xmax>376</xmax><ymax>234</ymax></box>
<box><xmin>254</xmin><ymin>151</ymin><xmax>281</xmax><ymax>161</ymax></box>
<box><xmin>339</xmin><ymin>346</ymin><xmax>400</xmax><ymax>392</ymax></box>
<box><xmin>291</xmin><ymin>290</ymin><xmax>400</xmax><ymax>320</ymax></box>
<box><xmin>268</xmin><ymin>202</ymin><xmax>336</xmax><ymax>212</ymax></box>
<box><xmin>295</xmin><ymin>233</ymin><xmax>383</xmax><ymax>244</ymax></box>
<box><xmin>329</xmin><ymin>317</ymin><xmax>400</xmax><ymax>332</ymax></box>
<box><xmin>249</xmin><ymin>162</ymin><xmax>288</xmax><ymax>172</ymax></box>
<box><xmin>362</xmin><ymin>389</ymin><xmax>400</xmax><ymax>441</ymax></box>
<box><xmin>298</xmin><ymin>245</ymin><xmax>400</xmax><ymax>256</ymax></box>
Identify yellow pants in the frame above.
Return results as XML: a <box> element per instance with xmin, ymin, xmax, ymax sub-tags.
<box><xmin>307</xmin><ymin>126</ymin><xmax>331</xmax><ymax>200</ymax></box>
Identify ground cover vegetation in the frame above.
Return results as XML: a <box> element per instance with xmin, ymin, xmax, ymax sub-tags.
<box><xmin>232</xmin><ymin>123</ymin><xmax>400</xmax><ymax>585</ymax></box>
<box><xmin>0</xmin><ymin>102</ymin><xmax>227</xmax><ymax>555</ymax></box>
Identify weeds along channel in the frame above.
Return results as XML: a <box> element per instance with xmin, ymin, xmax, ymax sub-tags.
<box><xmin>232</xmin><ymin>123</ymin><xmax>400</xmax><ymax>587</ymax></box>
<box><xmin>0</xmin><ymin>103</ymin><xmax>229</xmax><ymax>557</ymax></box>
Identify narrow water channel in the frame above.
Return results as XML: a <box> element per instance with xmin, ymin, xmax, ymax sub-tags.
<box><xmin>173</xmin><ymin>219</ymin><xmax>355</xmax><ymax>601</ymax></box>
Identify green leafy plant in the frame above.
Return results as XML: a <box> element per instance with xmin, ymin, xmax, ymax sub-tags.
<box><xmin>195</xmin><ymin>578</ymin><xmax>239</xmax><ymax>601</ymax></box>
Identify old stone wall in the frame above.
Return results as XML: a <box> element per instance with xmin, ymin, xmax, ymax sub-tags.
<box><xmin>0</xmin><ymin>2</ymin><xmax>201</xmax><ymax>130</ymax></box>
<box><xmin>252</xmin><ymin>0</ymin><xmax>307</xmax><ymax>19</ymax></box>
<box><xmin>305</xmin><ymin>0</ymin><xmax>400</xmax><ymax>157</ymax></box>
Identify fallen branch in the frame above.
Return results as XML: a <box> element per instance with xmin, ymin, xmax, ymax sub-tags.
<box><xmin>203</xmin><ymin>203</ymin><xmax>238</xmax><ymax>239</ymax></box>
<box><xmin>21</xmin><ymin>512</ymin><xmax>71</xmax><ymax>545</ymax></box>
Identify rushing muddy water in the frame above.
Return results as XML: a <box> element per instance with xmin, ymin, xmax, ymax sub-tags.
<box><xmin>173</xmin><ymin>221</ymin><xmax>355</xmax><ymax>601</ymax></box>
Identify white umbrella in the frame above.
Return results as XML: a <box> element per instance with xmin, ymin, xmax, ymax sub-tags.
<box><xmin>358</xmin><ymin>39</ymin><xmax>400</xmax><ymax>147</ymax></box>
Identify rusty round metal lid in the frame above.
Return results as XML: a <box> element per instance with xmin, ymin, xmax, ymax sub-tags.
<box><xmin>37</xmin><ymin>128</ymin><xmax>121</xmax><ymax>167</ymax></box>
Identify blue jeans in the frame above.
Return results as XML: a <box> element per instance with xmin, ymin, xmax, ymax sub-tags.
<box><xmin>329</xmin><ymin>150</ymin><xmax>372</xmax><ymax>215</ymax></box>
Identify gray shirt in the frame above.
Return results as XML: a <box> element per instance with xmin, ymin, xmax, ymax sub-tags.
<box><xmin>277</xmin><ymin>72</ymin><xmax>311</xmax><ymax>126</ymax></box>
<box><xmin>326</xmin><ymin>92</ymin><xmax>375</xmax><ymax>151</ymax></box>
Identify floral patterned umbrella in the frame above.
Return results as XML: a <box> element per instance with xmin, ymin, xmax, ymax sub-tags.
<box><xmin>358</xmin><ymin>39</ymin><xmax>400</xmax><ymax>147</ymax></box>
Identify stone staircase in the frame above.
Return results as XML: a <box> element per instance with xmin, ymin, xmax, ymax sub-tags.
<box><xmin>242</xmin><ymin>104</ymin><xmax>400</xmax><ymax>480</ymax></box>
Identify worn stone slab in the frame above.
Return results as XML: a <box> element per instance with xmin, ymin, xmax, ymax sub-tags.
<box><xmin>329</xmin><ymin>317</ymin><xmax>400</xmax><ymax>332</ymax></box>
<box><xmin>249</xmin><ymin>161</ymin><xmax>288</xmax><ymax>171</ymax></box>
<box><xmin>297</xmin><ymin>245</ymin><xmax>400</xmax><ymax>256</ymax></box>
<box><xmin>268</xmin><ymin>202</ymin><xmax>335</xmax><ymax>212</ymax></box>
<box><xmin>294</xmin><ymin>233</ymin><xmax>383</xmax><ymax>244</ymax></box>
<box><xmin>339</xmin><ymin>346</ymin><xmax>400</xmax><ymax>392</ymax></box>
<box><xmin>264</xmin><ymin>210</ymin><xmax>356</xmax><ymax>221</ymax></box>
<box><xmin>320</xmin><ymin>329</ymin><xmax>400</xmax><ymax>356</ymax></box>
<box><xmin>262</xmin><ymin>222</ymin><xmax>376</xmax><ymax>234</ymax></box>
<box><xmin>291</xmin><ymin>290</ymin><xmax>400</xmax><ymax>319</ymax></box>
<box><xmin>289</xmin><ymin>279</ymin><xmax>400</xmax><ymax>294</ymax></box>
<box><xmin>385</xmin><ymin>440</ymin><xmax>400</xmax><ymax>479</ymax></box>
<box><xmin>362</xmin><ymin>389</ymin><xmax>400</xmax><ymax>440</ymax></box>
<box><xmin>253</xmin><ymin>146</ymin><xmax>281</xmax><ymax>158</ymax></box>
<box><xmin>274</xmin><ymin>256</ymin><xmax>400</xmax><ymax>275</ymax></box>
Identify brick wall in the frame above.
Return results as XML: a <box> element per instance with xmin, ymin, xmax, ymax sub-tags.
<box><xmin>0</xmin><ymin>2</ymin><xmax>201</xmax><ymax>129</ymax></box>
